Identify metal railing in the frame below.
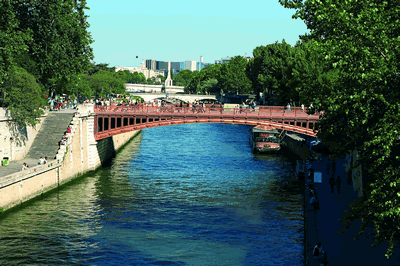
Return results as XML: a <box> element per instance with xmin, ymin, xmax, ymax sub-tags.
<box><xmin>94</xmin><ymin>104</ymin><xmax>321</xmax><ymax>118</ymax></box>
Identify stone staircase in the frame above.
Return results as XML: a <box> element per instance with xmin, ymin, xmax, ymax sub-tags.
<box><xmin>25</xmin><ymin>112</ymin><xmax>74</xmax><ymax>160</ymax></box>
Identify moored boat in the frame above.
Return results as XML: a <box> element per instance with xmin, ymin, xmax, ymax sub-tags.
<box><xmin>250</xmin><ymin>125</ymin><xmax>284</xmax><ymax>153</ymax></box>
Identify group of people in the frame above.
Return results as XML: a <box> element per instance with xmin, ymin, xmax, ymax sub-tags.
<box><xmin>60</xmin><ymin>126</ymin><xmax>72</xmax><ymax>146</ymax></box>
<box><xmin>286</xmin><ymin>103</ymin><xmax>313</xmax><ymax>113</ymax></box>
<box><xmin>48</xmin><ymin>95</ymin><xmax>77</xmax><ymax>111</ymax></box>
<box><xmin>326</xmin><ymin>158</ymin><xmax>342</xmax><ymax>193</ymax></box>
<box><xmin>38</xmin><ymin>156</ymin><xmax>48</xmax><ymax>165</ymax></box>
<box><xmin>21</xmin><ymin>156</ymin><xmax>48</xmax><ymax>170</ymax></box>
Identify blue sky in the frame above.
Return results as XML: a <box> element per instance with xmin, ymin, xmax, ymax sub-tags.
<box><xmin>86</xmin><ymin>0</ymin><xmax>309</xmax><ymax>67</ymax></box>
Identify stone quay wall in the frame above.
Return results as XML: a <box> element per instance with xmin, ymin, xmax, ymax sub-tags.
<box><xmin>0</xmin><ymin>108</ymin><xmax>48</xmax><ymax>163</ymax></box>
<box><xmin>0</xmin><ymin>104</ymin><xmax>140</xmax><ymax>212</ymax></box>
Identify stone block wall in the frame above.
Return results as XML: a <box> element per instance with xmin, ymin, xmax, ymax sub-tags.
<box><xmin>0</xmin><ymin>166</ymin><xmax>59</xmax><ymax>210</ymax></box>
<box><xmin>0</xmin><ymin>104</ymin><xmax>140</xmax><ymax>212</ymax></box>
<box><xmin>0</xmin><ymin>108</ymin><xmax>48</xmax><ymax>162</ymax></box>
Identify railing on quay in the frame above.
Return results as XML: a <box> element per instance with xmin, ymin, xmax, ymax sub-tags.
<box><xmin>0</xmin><ymin>160</ymin><xmax>61</xmax><ymax>189</ymax></box>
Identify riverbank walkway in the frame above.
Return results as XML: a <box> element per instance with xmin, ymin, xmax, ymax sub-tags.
<box><xmin>0</xmin><ymin>108</ymin><xmax>75</xmax><ymax>178</ymax></box>
<box><xmin>305</xmin><ymin>155</ymin><xmax>400</xmax><ymax>265</ymax></box>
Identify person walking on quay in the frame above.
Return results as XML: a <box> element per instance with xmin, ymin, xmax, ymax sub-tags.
<box><xmin>326</xmin><ymin>158</ymin><xmax>331</xmax><ymax>176</ymax></box>
<box><xmin>329</xmin><ymin>176</ymin><xmax>336</xmax><ymax>193</ymax></box>
<box><xmin>313</xmin><ymin>242</ymin><xmax>326</xmax><ymax>265</ymax></box>
<box><xmin>336</xmin><ymin>175</ymin><xmax>342</xmax><ymax>193</ymax></box>
<box><xmin>310</xmin><ymin>195</ymin><xmax>319</xmax><ymax>210</ymax></box>
<box><xmin>22</xmin><ymin>162</ymin><xmax>29</xmax><ymax>170</ymax></box>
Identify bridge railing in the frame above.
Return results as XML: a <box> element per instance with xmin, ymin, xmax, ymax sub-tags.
<box><xmin>94</xmin><ymin>104</ymin><xmax>322</xmax><ymax>117</ymax></box>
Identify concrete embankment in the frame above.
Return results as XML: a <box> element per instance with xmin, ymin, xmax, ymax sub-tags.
<box><xmin>0</xmin><ymin>105</ymin><xmax>141</xmax><ymax>213</ymax></box>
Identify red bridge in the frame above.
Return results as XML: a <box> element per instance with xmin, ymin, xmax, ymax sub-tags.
<box><xmin>94</xmin><ymin>104</ymin><xmax>321</xmax><ymax>141</ymax></box>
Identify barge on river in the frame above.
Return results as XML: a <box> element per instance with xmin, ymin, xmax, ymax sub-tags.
<box><xmin>250</xmin><ymin>125</ymin><xmax>285</xmax><ymax>153</ymax></box>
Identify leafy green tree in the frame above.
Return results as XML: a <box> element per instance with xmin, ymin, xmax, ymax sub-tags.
<box><xmin>198</xmin><ymin>78</ymin><xmax>218</xmax><ymax>94</ymax></box>
<box><xmin>146</xmin><ymin>78</ymin><xmax>155</xmax><ymax>85</ymax></box>
<box><xmin>246</xmin><ymin>40</ymin><xmax>300</xmax><ymax>105</ymax></box>
<box><xmin>219</xmin><ymin>56</ymin><xmax>252</xmax><ymax>94</ymax></box>
<box><xmin>89</xmin><ymin>71</ymin><xmax>125</xmax><ymax>96</ymax></box>
<box><xmin>12</xmin><ymin>0</ymin><xmax>94</xmax><ymax>95</ymax></box>
<box><xmin>186</xmin><ymin>71</ymin><xmax>202</xmax><ymax>93</ymax></box>
<box><xmin>174</xmin><ymin>69</ymin><xmax>193</xmax><ymax>88</ymax></box>
<box><xmin>0</xmin><ymin>1</ymin><xmax>30</xmax><ymax>86</ymax></box>
<box><xmin>157</xmin><ymin>74</ymin><xmax>166</xmax><ymax>83</ymax></box>
<box><xmin>0</xmin><ymin>67</ymin><xmax>47</xmax><ymax>129</ymax></box>
<box><xmin>76</xmin><ymin>73</ymin><xmax>94</xmax><ymax>98</ymax></box>
<box><xmin>88</xmin><ymin>63</ymin><xmax>113</xmax><ymax>76</ymax></box>
<box><xmin>280</xmin><ymin>0</ymin><xmax>400</xmax><ymax>258</ymax></box>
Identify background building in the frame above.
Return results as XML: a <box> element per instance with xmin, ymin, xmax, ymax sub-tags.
<box><xmin>115</xmin><ymin>61</ymin><xmax>164</xmax><ymax>80</ymax></box>
<box><xmin>157</xmin><ymin>61</ymin><xmax>171</xmax><ymax>71</ymax></box>
<box><xmin>184</xmin><ymin>61</ymin><xmax>197</xmax><ymax>71</ymax></box>
<box><xmin>196</xmin><ymin>62</ymin><xmax>206</xmax><ymax>71</ymax></box>
<box><xmin>145</xmin><ymin>59</ymin><xmax>156</xmax><ymax>70</ymax></box>
<box><xmin>171</xmin><ymin>62</ymin><xmax>181</xmax><ymax>72</ymax></box>
<box><xmin>215</xmin><ymin>57</ymin><xmax>231</xmax><ymax>64</ymax></box>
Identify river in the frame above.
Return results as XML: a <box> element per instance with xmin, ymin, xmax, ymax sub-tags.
<box><xmin>0</xmin><ymin>123</ymin><xmax>304</xmax><ymax>265</ymax></box>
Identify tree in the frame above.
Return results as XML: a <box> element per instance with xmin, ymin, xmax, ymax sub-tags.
<box><xmin>174</xmin><ymin>69</ymin><xmax>193</xmax><ymax>88</ymax></box>
<box><xmin>186</xmin><ymin>71</ymin><xmax>201</xmax><ymax>93</ymax></box>
<box><xmin>0</xmin><ymin>0</ymin><xmax>31</xmax><ymax>88</ymax></box>
<box><xmin>12</xmin><ymin>0</ymin><xmax>94</xmax><ymax>95</ymax></box>
<box><xmin>246</xmin><ymin>40</ymin><xmax>300</xmax><ymax>105</ymax></box>
<box><xmin>157</xmin><ymin>74</ymin><xmax>166</xmax><ymax>83</ymax></box>
<box><xmin>88</xmin><ymin>63</ymin><xmax>113</xmax><ymax>76</ymax></box>
<box><xmin>146</xmin><ymin>78</ymin><xmax>155</xmax><ymax>85</ymax></box>
<box><xmin>0</xmin><ymin>67</ymin><xmax>47</xmax><ymax>135</ymax></box>
<box><xmin>89</xmin><ymin>71</ymin><xmax>125</xmax><ymax>96</ymax></box>
<box><xmin>198</xmin><ymin>78</ymin><xmax>218</xmax><ymax>94</ymax></box>
<box><xmin>219</xmin><ymin>56</ymin><xmax>252</xmax><ymax>94</ymax></box>
<box><xmin>199</xmin><ymin>64</ymin><xmax>222</xmax><ymax>93</ymax></box>
<box><xmin>280</xmin><ymin>0</ymin><xmax>400</xmax><ymax>258</ymax></box>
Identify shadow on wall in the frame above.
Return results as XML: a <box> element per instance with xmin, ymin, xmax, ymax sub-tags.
<box><xmin>96</xmin><ymin>136</ymin><xmax>116</xmax><ymax>167</ymax></box>
<box><xmin>6</xmin><ymin>121</ymin><xmax>28</xmax><ymax>147</ymax></box>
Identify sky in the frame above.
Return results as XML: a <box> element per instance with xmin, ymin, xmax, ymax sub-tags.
<box><xmin>86</xmin><ymin>0</ymin><xmax>309</xmax><ymax>67</ymax></box>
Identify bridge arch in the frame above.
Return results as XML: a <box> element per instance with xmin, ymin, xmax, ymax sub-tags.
<box><xmin>94</xmin><ymin>105</ymin><xmax>320</xmax><ymax>140</ymax></box>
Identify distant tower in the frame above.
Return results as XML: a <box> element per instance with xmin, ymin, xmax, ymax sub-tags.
<box><xmin>165</xmin><ymin>61</ymin><xmax>173</xmax><ymax>87</ymax></box>
<box><xmin>199</xmin><ymin>56</ymin><xmax>203</xmax><ymax>71</ymax></box>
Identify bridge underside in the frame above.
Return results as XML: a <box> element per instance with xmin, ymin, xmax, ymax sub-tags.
<box><xmin>94</xmin><ymin>116</ymin><xmax>317</xmax><ymax>140</ymax></box>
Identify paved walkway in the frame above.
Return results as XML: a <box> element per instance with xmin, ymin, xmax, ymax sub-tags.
<box><xmin>0</xmin><ymin>108</ymin><xmax>76</xmax><ymax>178</ymax></box>
<box><xmin>305</xmin><ymin>155</ymin><xmax>400</xmax><ymax>265</ymax></box>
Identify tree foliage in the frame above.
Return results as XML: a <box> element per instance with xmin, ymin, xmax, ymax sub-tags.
<box><xmin>88</xmin><ymin>71</ymin><xmax>126</xmax><ymax>95</ymax></box>
<box><xmin>12</xmin><ymin>0</ymin><xmax>94</xmax><ymax>94</ymax></box>
<box><xmin>220</xmin><ymin>56</ymin><xmax>252</xmax><ymax>94</ymax></box>
<box><xmin>0</xmin><ymin>0</ymin><xmax>31</xmax><ymax>86</ymax></box>
<box><xmin>280</xmin><ymin>0</ymin><xmax>400</xmax><ymax>258</ymax></box>
<box><xmin>0</xmin><ymin>0</ymin><xmax>93</xmax><ymax>129</ymax></box>
<box><xmin>1</xmin><ymin>67</ymin><xmax>47</xmax><ymax>128</ymax></box>
<box><xmin>246</xmin><ymin>40</ymin><xmax>300</xmax><ymax>105</ymax></box>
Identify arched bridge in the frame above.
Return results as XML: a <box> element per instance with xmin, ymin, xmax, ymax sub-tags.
<box><xmin>93</xmin><ymin>104</ymin><xmax>322</xmax><ymax>140</ymax></box>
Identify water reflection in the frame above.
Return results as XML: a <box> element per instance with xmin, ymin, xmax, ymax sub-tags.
<box><xmin>0</xmin><ymin>123</ymin><xmax>303</xmax><ymax>265</ymax></box>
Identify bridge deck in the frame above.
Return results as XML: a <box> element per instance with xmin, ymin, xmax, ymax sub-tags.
<box><xmin>93</xmin><ymin>104</ymin><xmax>322</xmax><ymax>140</ymax></box>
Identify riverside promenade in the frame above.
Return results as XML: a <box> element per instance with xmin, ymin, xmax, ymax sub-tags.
<box><xmin>305</xmin><ymin>155</ymin><xmax>400</xmax><ymax>265</ymax></box>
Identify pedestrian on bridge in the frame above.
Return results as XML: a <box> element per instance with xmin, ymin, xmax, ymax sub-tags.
<box><xmin>286</xmin><ymin>103</ymin><xmax>291</xmax><ymax>113</ymax></box>
<box><xmin>301</xmin><ymin>104</ymin><xmax>304</xmax><ymax>113</ymax></box>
